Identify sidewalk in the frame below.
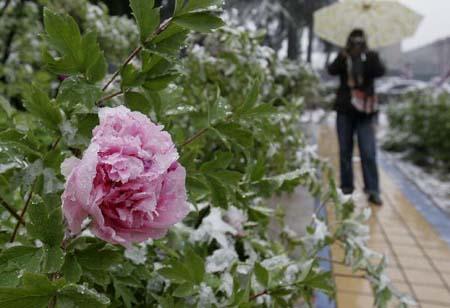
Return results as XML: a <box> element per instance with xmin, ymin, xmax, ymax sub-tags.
<box><xmin>318</xmin><ymin>124</ymin><xmax>450</xmax><ymax>308</ymax></box>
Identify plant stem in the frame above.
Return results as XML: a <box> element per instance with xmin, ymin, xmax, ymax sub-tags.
<box><xmin>101</xmin><ymin>17</ymin><xmax>173</xmax><ymax>92</ymax></box>
<box><xmin>0</xmin><ymin>196</ymin><xmax>25</xmax><ymax>225</ymax></box>
<box><xmin>51</xmin><ymin>135</ymin><xmax>61</xmax><ymax>150</ymax></box>
<box><xmin>317</xmin><ymin>256</ymin><xmax>345</xmax><ymax>265</ymax></box>
<box><xmin>96</xmin><ymin>90</ymin><xmax>123</xmax><ymax>107</ymax></box>
<box><xmin>334</xmin><ymin>273</ymin><xmax>366</xmax><ymax>279</ymax></box>
<box><xmin>0</xmin><ymin>0</ymin><xmax>11</xmax><ymax>17</ymax></box>
<box><xmin>8</xmin><ymin>133</ymin><xmax>61</xmax><ymax>243</ymax></box>
<box><xmin>102</xmin><ymin>46</ymin><xmax>142</xmax><ymax>92</ymax></box>
<box><xmin>179</xmin><ymin>127</ymin><xmax>209</xmax><ymax>148</ymax></box>
<box><xmin>9</xmin><ymin>180</ymin><xmax>36</xmax><ymax>242</ymax></box>
<box><xmin>48</xmin><ymin>295</ymin><xmax>56</xmax><ymax>308</ymax></box>
<box><xmin>249</xmin><ymin>289</ymin><xmax>268</xmax><ymax>301</ymax></box>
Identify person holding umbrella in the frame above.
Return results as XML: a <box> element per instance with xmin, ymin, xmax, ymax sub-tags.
<box><xmin>328</xmin><ymin>29</ymin><xmax>385</xmax><ymax>205</ymax></box>
<box><xmin>314</xmin><ymin>1</ymin><xmax>422</xmax><ymax>205</ymax></box>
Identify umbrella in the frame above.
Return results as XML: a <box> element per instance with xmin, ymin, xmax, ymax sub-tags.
<box><xmin>314</xmin><ymin>0</ymin><xmax>423</xmax><ymax>49</ymax></box>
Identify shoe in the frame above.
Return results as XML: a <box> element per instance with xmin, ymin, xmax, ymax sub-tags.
<box><xmin>341</xmin><ymin>187</ymin><xmax>354</xmax><ymax>195</ymax></box>
<box><xmin>368</xmin><ymin>194</ymin><xmax>383</xmax><ymax>206</ymax></box>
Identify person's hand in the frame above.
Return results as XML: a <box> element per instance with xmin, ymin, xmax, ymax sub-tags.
<box><xmin>339</xmin><ymin>49</ymin><xmax>348</xmax><ymax>58</ymax></box>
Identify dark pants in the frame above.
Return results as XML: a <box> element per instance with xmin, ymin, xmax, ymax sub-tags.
<box><xmin>336</xmin><ymin>112</ymin><xmax>379</xmax><ymax>195</ymax></box>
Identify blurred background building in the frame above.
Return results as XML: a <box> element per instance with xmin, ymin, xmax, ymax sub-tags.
<box><xmin>403</xmin><ymin>36</ymin><xmax>450</xmax><ymax>80</ymax></box>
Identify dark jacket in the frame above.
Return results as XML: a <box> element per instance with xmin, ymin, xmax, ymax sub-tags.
<box><xmin>328</xmin><ymin>51</ymin><xmax>386</xmax><ymax>114</ymax></box>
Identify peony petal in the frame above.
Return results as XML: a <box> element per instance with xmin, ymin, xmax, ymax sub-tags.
<box><xmin>61</xmin><ymin>143</ymin><xmax>99</xmax><ymax>234</ymax></box>
<box><xmin>62</xmin><ymin>106</ymin><xmax>188</xmax><ymax>246</ymax></box>
<box><xmin>150</xmin><ymin>163</ymin><xmax>190</xmax><ymax>229</ymax></box>
<box><xmin>60</xmin><ymin>157</ymin><xmax>81</xmax><ymax>179</ymax></box>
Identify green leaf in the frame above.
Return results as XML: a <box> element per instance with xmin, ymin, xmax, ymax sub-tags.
<box><xmin>209</xmin><ymin>127</ymin><xmax>231</xmax><ymax>149</ymax></box>
<box><xmin>43</xmin><ymin>49</ymin><xmax>79</xmax><ymax>74</ymax></box>
<box><xmin>178</xmin><ymin>0</ymin><xmax>223</xmax><ymax>15</ymax></box>
<box><xmin>57</xmin><ymin>77</ymin><xmax>102</xmax><ymax>112</ymax></box>
<box><xmin>124</xmin><ymin>91</ymin><xmax>151</xmax><ymax>114</ymax></box>
<box><xmin>0</xmin><ymin>95</ymin><xmax>15</xmax><ymax>118</ymax></box>
<box><xmin>0</xmin><ymin>246</ymin><xmax>43</xmax><ymax>287</ymax></box>
<box><xmin>208</xmin><ymin>170</ymin><xmax>242</xmax><ymax>186</ymax></box>
<box><xmin>143</xmin><ymin>73</ymin><xmax>178</xmax><ymax>91</ymax></box>
<box><xmin>81</xmin><ymin>269</ymin><xmax>111</xmax><ymax>288</ymax></box>
<box><xmin>27</xmin><ymin>196</ymin><xmax>64</xmax><ymax>246</ymax></box>
<box><xmin>250</xmin><ymin>159</ymin><xmax>265</xmax><ymax>181</ymax></box>
<box><xmin>0</xmin><ymin>129</ymin><xmax>42</xmax><ymax>159</ymax></box>
<box><xmin>173</xmin><ymin>283</ymin><xmax>196</xmax><ymax>297</ymax></box>
<box><xmin>42</xmin><ymin>246</ymin><xmax>64</xmax><ymax>274</ymax></box>
<box><xmin>185</xmin><ymin>248</ymin><xmax>205</xmax><ymax>284</ymax></box>
<box><xmin>23</xmin><ymin>86</ymin><xmax>62</xmax><ymax>131</ymax></box>
<box><xmin>236</xmin><ymin>82</ymin><xmax>259</xmax><ymax>115</ymax></box>
<box><xmin>174</xmin><ymin>0</ymin><xmax>185</xmax><ymax>15</ymax></box>
<box><xmin>208</xmin><ymin>87</ymin><xmax>229</xmax><ymax>124</ymax></box>
<box><xmin>300</xmin><ymin>271</ymin><xmax>334</xmax><ymax>295</ymax></box>
<box><xmin>43</xmin><ymin>8</ymin><xmax>82</xmax><ymax>67</ymax></box>
<box><xmin>206</xmin><ymin>175</ymin><xmax>227</xmax><ymax>208</ymax></box>
<box><xmin>61</xmin><ymin>254</ymin><xmax>82</xmax><ymax>283</ymax></box>
<box><xmin>145</xmin><ymin>24</ymin><xmax>189</xmax><ymax>58</ymax></box>
<box><xmin>0</xmin><ymin>273</ymin><xmax>58</xmax><ymax>308</ymax></box>
<box><xmin>296</xmin><ymin>259</ymin><xmax>314</xmax><ymax>283</ymax></box>
<box><xmin>141</xmin><ymin>51</ymin><xmax>172</xmax><ymax>75</ymax></box>
<box><xmin>130</xmin><ymin>0</ymin><xmax>160</xmax><ymax>42</ymax></box>
<box><xmin>75</xmin><ymin>113</ymin><xmax>99</xmax><ymax>139</ymax></box>
<box><xmin>173</xmin><ymin>12</ymin><xmax>224</xmax><ymax>33</ymax></box>
<box><xmin>112</xmin><ymin>277</ymin><xmax>137</xmax><ymax>308</ymax></box>
<box><xmin>158</xmin><ymin>261</ymin><xmax>191</xmax><ymax>283</ymax></box>
<box><xmin>240</xmin><ymin>103</ymin><xmax>277</xmax><ymax>118</ymax></box>
<box><xmin>121</xmin><ymin>64</ymin><xmax>144</xmax><ymax>90</ymax></box>
<box><xmin>199</xmin><ymin>152</ymin><xmax>232</xmax><ymax>172</ymax></box>
<box><xmin>56</xmin><ymin>284</ymin><xmax>110</xmax><ymax>308</ymax></box>
<box><xmin>75</xmin><ymin>244</ymin><xmax>121</xmax><ymax>271</ymax></box>
<box><xmin>254</xmin><ymin>263</ymin><xmax>269</xmax><ymax>288</ymax></box>
<box><xmin>81</xmin><ymin>32</ymin><xmax>107</xmax><ymax>83</ymax></box>
<box><xmin>216</xmin><ymin>123</ymin><xmax>254</xmax><ymax>148</ymax></box>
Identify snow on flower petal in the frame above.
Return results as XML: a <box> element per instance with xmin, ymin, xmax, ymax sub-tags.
<box><xmin>61</xmin><ymin>106</ymin><xmax>189</xmax><ymax>246</ymax></box>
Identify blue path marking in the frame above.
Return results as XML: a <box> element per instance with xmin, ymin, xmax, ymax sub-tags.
<box><xmin>379</xmin><ymin>151</ymin><xmax>450</xmax><ymax>247</ymax></box>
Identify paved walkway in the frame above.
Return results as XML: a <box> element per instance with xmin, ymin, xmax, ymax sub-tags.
<box><xmin>318</xmin><ymin>125</ymin><xmax>450</xmax><ymax>308</ymax></box>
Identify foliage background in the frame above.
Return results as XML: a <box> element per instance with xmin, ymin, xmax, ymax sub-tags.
<box><xmin>0</xmin><ymin>0</ymin><xmax>413</xmax><ymax>307</ymax></box>
<box><xmin>383</xmin><ymin>91</ymin><xmax>450</xmax><ymax>174</ymax></box>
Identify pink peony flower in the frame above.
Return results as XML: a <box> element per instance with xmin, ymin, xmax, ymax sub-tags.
<box><xmin>61</xmin><ymin>106</ymin><xmax>189</xmax><ymax>246</ymax></box>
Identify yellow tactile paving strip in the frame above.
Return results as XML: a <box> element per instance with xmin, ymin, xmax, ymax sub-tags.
<box><xmin>318</xmin><ymin>124</ymin><xmax>450</xmax><ymax>308</ymax></box>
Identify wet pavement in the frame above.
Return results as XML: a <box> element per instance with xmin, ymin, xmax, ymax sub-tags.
<box><xmin>318</xmin><ymin>124</ymin><xmax>450</xmax><ymax>308</ymax></box>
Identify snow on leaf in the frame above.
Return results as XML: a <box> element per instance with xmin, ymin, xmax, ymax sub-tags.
<box><xmin>189</xmin><ymin>208</ymin><xmax>236</xmax><ymax>248</ymax></box>
<box><xmin>124</xmin><ymin>244</ymin><xmax>148</xmax><ymax>265</ymax></box>
<box><xmin>261</xmin><ymin>255</ymin><xmax>290</xmax><ymax>271</ymax></box>
<box><xmin>205</xmin><ymin>248</ymin><xmax>238</xmax><ymax>273</ymax></box>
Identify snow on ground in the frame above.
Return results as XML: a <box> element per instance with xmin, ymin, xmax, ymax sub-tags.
<box><xmin>382</xmin><ymin>151</ymin><xmax>450</xmax><ymax>214</ymax></box>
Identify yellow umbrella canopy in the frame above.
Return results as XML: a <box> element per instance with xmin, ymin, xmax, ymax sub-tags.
<box><xmin>314</xmin><ymin>0</ymin><xmax>423</xmax><ymax>49</ymax></box>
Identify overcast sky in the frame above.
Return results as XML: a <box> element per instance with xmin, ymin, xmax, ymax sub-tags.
<box><xmin>399</xmin><ymin>0</ymin><xmax>450</xmax><ymax>51</ymax></box>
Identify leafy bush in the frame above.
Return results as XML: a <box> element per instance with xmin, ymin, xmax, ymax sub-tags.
<box><xmin>384</xmin><ymin>91</ymin><xmax>450</xmax><ymax>172</ymax></box>
<box><xmin>0</xmin><ymin>0</ymin><xmax>412</xmax><ymax>307</ymax></box>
